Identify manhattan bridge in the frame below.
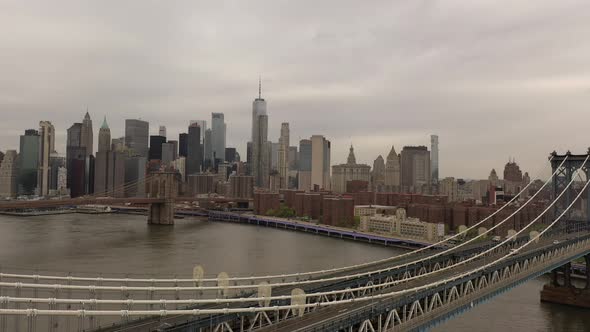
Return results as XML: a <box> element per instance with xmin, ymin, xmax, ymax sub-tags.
<box><xmin>0</xmin><ymin>151</ymin><xmax>590</xmax><ymax>331</ymax></box>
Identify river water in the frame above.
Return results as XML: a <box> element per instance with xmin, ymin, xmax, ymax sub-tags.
<box><xmin>0</xmin><ymin>214</ymin><xmax>588</xmax><ymax>331</ymax></box>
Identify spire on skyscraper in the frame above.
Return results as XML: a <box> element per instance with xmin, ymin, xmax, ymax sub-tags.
<box><xmin>101</xmin><ymin>116</ymin><xmax>109</xmax><ymax>129</ymax></box>
<box><xmin>387</xmin><ymin>145</ymin><xmax>398</xmax><ymax>160</ymax></box>
<box><xmin>347</xmin><ymin>145</ymin><xmax>357</xmax><ymax>164</ymax></box>
<box><xmin>258</xmin><ymin>76</ymin><xmax>262</xmax><ymax>99</ymax></box>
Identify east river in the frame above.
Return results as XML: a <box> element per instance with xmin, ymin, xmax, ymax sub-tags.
<box><xmin>0</xmin><ymin>214</ymin><xmax>588</xmax><ymax>331</ymax></box>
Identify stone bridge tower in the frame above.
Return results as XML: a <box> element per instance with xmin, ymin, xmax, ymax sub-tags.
<box><xmin>146</xmin><ymin>171</ymin><xmax>179</xmax><ymax>225</ymax></box>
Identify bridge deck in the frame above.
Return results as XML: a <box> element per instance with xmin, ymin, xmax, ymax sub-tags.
<box><xmin>92</xmin><ymin>238</ymin><xmax>519</xmax><ymax>332</ymax></box>
<box><xmin>254</xmin><ymin>232</ymin><xmax>580</xmax><ymax>331</ymax></box>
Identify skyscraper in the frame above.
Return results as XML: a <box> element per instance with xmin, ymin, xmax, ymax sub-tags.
<box><xmin>503</xmin><ymin>159</ymin><xmax>525</xmax><ymax>195</ymax></box>
<box><xmin>125</xmin><ymin>119</ymin><xmax>149</xmax><ymax>158</ymax></box>
<box><xmin>189</xmin><ymin>120</ymin><xmax>207</xmax><ymax>143</ymax></box>
<box><xmin>251</xmin><ymin>79</ymin><xmax>269</xmax><ymax>188</ymax></box>
<box><xmin>204</xmin><ymin>128</ymin><xmax>213</xmax><ymax>169</ymax></box>
<box><xmin>288</xmin><ymin>146</ymin><xmax>298</xmax><ymax>188</ymax></box>
<box><xmin>81</xmin><ymin>112</ymin><xmax>93</xmax><ymax>157</ymax></box>
<box><xmin>298</xmin><ymin>139</ymin><xmax>312</xmax><ymax>191</ymax></box>
<box><xmin>0</xmin><ymin>150</ymin><xmax>18</xmax><ymax>198</ymax></box>
<box><xmin>48</xmin><ymin>153</ymin><xmax>65</xmax><ymax>194</ymax></box>
<box><xmin>225</xmin><ymin>147</ymin><xmax>237</xmax><ymax>163</ymax></box>
<box><xmin>401</xmin><ymin>146</ymin><xmax>431</xmax><ymax>193</ymax></box>
<box><xmin>161</xmin><ymin>142</ymin><xmax>176</xmax><ymax>165</ymax></box>
<box><xmin>430</xmin><ymin>135</ymin><xmax>439</xmax><ymax>185</ymax></box>
<box><xmin>178</xmin><ymin>133</ymin><xmax>188</xmax><ymax>157</ymax></box>
<box><xmin>18</xmin><ymin>129</ymin><xmax>40</xmax><ymax>195</ymax></box>
<box><xmin>310</xmin><ymin>135</ymin><xmax>331</xmax><ymax>191</ymax></box>
<box><xmin>38</xmin><ymin>121</ymin><xmax>55</xmax><ymax>196</ymax></box>
<box><xmin>96</xmin><ymin>117</ymin><xmax>126</xmax><ymax>197</ymax></box>
<box><xmin>331</xmin><ymin>145</ymin><xmax>371</xmax><ymax>193</ymax></box>
<box><xmin>288</xmin><ymin>146</ymin><xmax>298</xmax><ymax>170</ymax></box>
<box><xmin>278</xmin><ymin>123</ymin><xmax>290</xmax><ymax>189</ymax></box>
<box><xmin>384</xmin><ymin>145</ymin><xmax>401</xmax><ymax>191</ymax></box>
<box><xmin>372</xmin><ymin>155</ymin><xmax>385</xmax><ymax>191</ymax></box>
<box><xmin>125</xmin><ymin>156</ymin><xmax>146</xmax><ymax>198</ymax></box>
<box><xmin>66</xmin><ymin>122</ymin><xmax>86</xmax><ymax>197</ymax></box>
<box><xmin>270</xmin><ymin>142</ymin><xmax>279</xmax><ymax>171</ymax></box>
<box><xmin>211</xmin><ymin>113</ymin><xmax>226</xmax><ymax>164</ymax></box>
<box><xmin>159</xmin><ymin>125</ymin><xmax>167</xmax><ymax>138</ymax></box>
<box><xmin>186</xmin><ymin>123</ymin><xmax>202</xmax><ymax>176</ymax></box>
<box><xmin>98</xmin><ymin>117</ymin><xmax>111</xmax><ymax>153</ymax></box>
<box><xmin>94</xmin><ymin>117</ymin><xmax>112</xmax><ymax>196</ymax></box>
<box><xmin>149</xmin><ymin>135</ymin><xmax>166</xmax><ymax>160</ymax></box>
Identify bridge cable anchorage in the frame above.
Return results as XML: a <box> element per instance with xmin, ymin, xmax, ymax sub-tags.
<box><xmin>0</xmin><ymin>157</ymin><xmax>585</xmax><ymax>314</ymax></box>
<box><xmin>0</xmin><ymin>156</ymin><xmax>556</xmax><ymax>287</ymax></box>
<box><xmin>1</xmin><ymin>164</ymin><xmax>586</xmax><ymax>313</ymax></box>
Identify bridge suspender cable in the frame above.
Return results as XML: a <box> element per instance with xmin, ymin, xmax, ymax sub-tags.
<box><xmin>0</xmin><ymin>156</ymin><xmax>576</xmax><ymax>302</ymax></box>
<box><xmin>85</xmin><ymin>175</ymin><xmax>153</xmax><ymax>199</ymax></box>
<box><xmin>0</xmin><ymin>157</ymin><xmax>586</xmax><ymax>315</ymax></box>
<box><xmin>0</xmin><ymin>163</ymin><xmax>585</xmax><ymax>308</ymax></box>
<box><xmin>1</xmin><ymin>160</ymin><xmax>587</xmax><ymax>317</ymax></box>
<box><xmin>0</xmin><ymin>156</ymin><xmax>557</xmax><ymax>287</ymax></box>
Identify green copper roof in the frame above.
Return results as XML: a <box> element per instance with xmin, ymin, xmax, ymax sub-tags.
<box><xmin>101</xmin><ymin>116</ymin><xmax>109</xmax><ymax>129</ymax></box>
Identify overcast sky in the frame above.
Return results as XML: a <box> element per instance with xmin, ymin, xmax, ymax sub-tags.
<box><xmin>1</xmin><ymin>0</ymin><xmax>589</xmax><ymax>179</ymax></box>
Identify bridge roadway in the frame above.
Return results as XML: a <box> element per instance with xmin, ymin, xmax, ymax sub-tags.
<box><xmin>93</xmin><ymin>237</ymin><xmax>525</xmax><ymax>332</ymax></box>
<box><xmin>255</xmin><ymin>232</ymin><xmax>581</xmax><ymax>331</ymax></box>
<box><xmin>0</xmin><ymin>197</ymin><xmax>164</xmax><ymax>210</ymax></box>
<box><xmin>0</xmin><ymin>197</ymin><xmax>251</xmax><ymax>211</ymax></box>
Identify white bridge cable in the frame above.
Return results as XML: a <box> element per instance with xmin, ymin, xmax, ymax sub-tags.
<box><xmin>0</xmin><ymin>156</ymin><xmax>556</xmax><ymax>286</ymax></box>
<box><xmin>1</xmin><ymin>158</ymin><xmax>587</xmax><ymax>317</ymax></box>
<box><xmin>0</xmin><ymin>157</ymin><xmax>576</xmax><ymax>305</ymax></box>
<box><xmin>0</xmin><ymin>156</ymin><xmax>575</xmax><ymax>304</ymax></box>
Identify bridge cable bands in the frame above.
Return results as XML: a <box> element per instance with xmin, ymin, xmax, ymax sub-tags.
<box><xmin>1</xmin><ymin>171</ymin><xmax>587</xmax><ymax>317</ymax></box>
<box><xmin>0</xmin><ymin>156</ymin><xmax>557</xmax><ymax>287</ymax></box>
<box><xmin>0</xmin><ymin>158</ymin><xmax>582</xmax><ymax>307</ymax></box>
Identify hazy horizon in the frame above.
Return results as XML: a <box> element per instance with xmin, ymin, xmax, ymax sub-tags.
<box><xmin>2</xmin><ymin>1</ymin><xmax>590</xmax><ymax>178</ymax></box>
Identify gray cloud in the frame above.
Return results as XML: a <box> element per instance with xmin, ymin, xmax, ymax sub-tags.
<box><xmin>1</xmin><ymin>0</ymin><xmax>589</xmax><ymax>178</ymax></box>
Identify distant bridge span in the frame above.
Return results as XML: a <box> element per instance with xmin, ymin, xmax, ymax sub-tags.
<box><xmin>0</xmin><ymin>171</ymin><xmax>250</xmax><ymax>224</ymax></box>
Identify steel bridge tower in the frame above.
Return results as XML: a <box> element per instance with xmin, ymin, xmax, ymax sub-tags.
<box><xmin>550</xmin><ymin>150</ymin><xmax>590</xmax><ymax>232</ymax></box>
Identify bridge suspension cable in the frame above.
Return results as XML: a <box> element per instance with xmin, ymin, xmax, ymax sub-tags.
<box><xmin>0</xmin><ymin>156</ymin><xmax>557</xmax><ymax>288</ymax></box>
<box><xmin>1</xmin><ymin>162</ymin><xmax>587</xmax><ymax>319</ymax></box>
<box><xmin>0</xmin><ymin>157</ymin><xmax>590</xmax><ymax>305</ymax></box>
<box><xmin>85</xmin><ymin>174</ymin><xmax>154</xmax><ymax>199</ymax></box>
<box><xmin>0</xmin><ymin>156</ymin><xmax>573</xmax><ymax>303</ymax></box>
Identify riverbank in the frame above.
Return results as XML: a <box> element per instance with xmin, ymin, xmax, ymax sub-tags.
<box><xmin>204</xmin><ymin>210</ymin><xmax>435</xmax><ymax>250</ymax></box>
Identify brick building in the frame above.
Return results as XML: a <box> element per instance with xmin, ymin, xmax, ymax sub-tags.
<box><xmin>254</xmin><ymin>192</ymin><xmax>280</xmax><ymax>215</ymax></box>
<box><xmin>323</xmin><ymin>197</ymin><xmax>354</xmax><ymax>226</ymax></box>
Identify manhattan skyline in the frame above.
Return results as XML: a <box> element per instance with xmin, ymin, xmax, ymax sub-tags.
<box><xmin>2</xmin><ymin>1</ymin><xmax>590</xmax><ymax>178</ymax></box>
